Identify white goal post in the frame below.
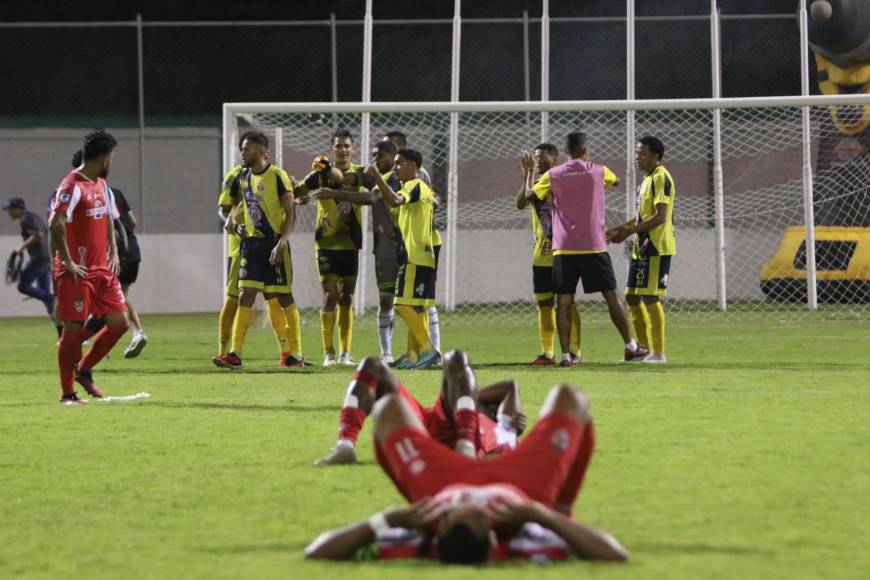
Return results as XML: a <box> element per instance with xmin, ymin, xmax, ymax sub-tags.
<box><xmin>223</xmin><ymin>94</ymin><xmax>870</xmax><ymax>321</ymax></box>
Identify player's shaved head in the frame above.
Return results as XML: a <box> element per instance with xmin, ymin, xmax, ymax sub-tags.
<box><xmin>238</xmin><ymin>130</ymin><xmax>258</xmax><ymax>150</ymax></box>
<box><xmin>374</xmin><ymin>140</ymin><xmax>397</xmax><ymax>157</ymax></box>
<box><xmin>534</xmin><ymin>143</ymin><xmax>558</xmax><ymax>157</ymax></box>
<box><xmin>565</xmin><ymin>131</ymin><xmax>588</xmax><ymax>156</ymax></box>
<box><xmin>384</xmin><ymin>130</ymin><xmax>407</xmax><ymax>148</ymax></box>
<box><xmin>437</xmin><ymin>505</ymin><xmax>492</xmax><ymax>565</ymax></box>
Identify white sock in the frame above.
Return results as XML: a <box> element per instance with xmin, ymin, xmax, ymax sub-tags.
<box><xmin>626</xmin><ymin>339</ymin><xmax>638</xmax><ymax>351</ymax></box>
<box><xmin>378</xmin><ymin>307</ymin><xmax>394</xmax><ymax>357</ymax></box>
<box><xmin>337</xmin><ymin>438</ymin><xmax>355</xmax><ymax>448</ymax></box>
<box><xmin>561</xmin><ymin>352</ymin><xmax>572</xmax><ymax>363</ymax></box>
<box><xmin>456</xmin><ymin>396</ymin><xmax>475</xmax><ymax>411</ymax></box>
<box><xmin>427</xmin><ymin>306</ymin><xmax>441</xmax><ymax>352</ymax></box>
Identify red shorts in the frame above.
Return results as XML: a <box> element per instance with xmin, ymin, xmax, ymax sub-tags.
<box><xmin>378</xmin><ymin>412</ymin><xmax>582</xmax><ymax>508</ymax></box>
<box><xmin>55</xmin><ymin>271</ymin><xmax>127</xmax><ymax>322</ymax></box>
<box><xmin>396</xmin><ymin>387</ymin><xmax>507</xmax><ymax>456</ymax></box>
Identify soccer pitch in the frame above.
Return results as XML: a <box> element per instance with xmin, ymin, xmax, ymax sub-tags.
<box><xmin>1</xmin><ymin>312</ymin><xmax>867</xmax><ymax>579</ymax></box>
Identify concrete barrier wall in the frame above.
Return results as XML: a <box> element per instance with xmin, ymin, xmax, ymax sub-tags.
<box><xmin>0</xmin><ymin>227</ymin><xmax>778</xmax><ymax>318</ymax></box>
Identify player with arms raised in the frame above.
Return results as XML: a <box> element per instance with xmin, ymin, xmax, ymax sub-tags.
<box><xmin>367</xmin><ymin>149</ymin><xmax>440</xmax><ymax>369</ymax></box>
<box><xmin>212</xmin><ymin>132</ymin><xmax>303</xmax><ymax>370</ymax></box>
<box><xmin>50</xmin><ymin>130</ymin><xmax>129</xmax><ymax>404</ymax></box>
<box><xmin>607</xmin><ymin>136</ymin><xmax>675</xmax><ymax>364</ymax></box>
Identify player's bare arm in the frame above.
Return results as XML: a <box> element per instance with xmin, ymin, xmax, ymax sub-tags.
<box><xmin>270</xmin><ymin>191</ymin><xmax>296</xmax><ymax>265</ymax></box>
<box><xmin>476</xmin><ymin>379</ymin><xmax>526</xmax><ymax>434</ymax></box>
<box><xmin>365</xmin><ymin>164</ymin><xmax>403</xmax><ymax>207</ymax></box>
<box><xmin>49</xmin><ymin>211</ymin><xmax>87</xmax><ymax>279</ymax></box>
<box><xmin>488</xmin><ymin>500</ymin><xmax>628</xmax><ymax>562</ymax></box>
<box><xmin>516</xmin><ymin>151</ymin><xmax>534</xmax><ymax>210</ymax></box>
<box><xmin>305</xmin><ymin>498</ymin><xmax>442</xmax><ymax>560</ymax></box>
<box><xmin>107</xmin><ymin>211</ymin><xmax>121</xmax><ymax>275</ymax></box>
<box><xmin>606</xmin><ymin>203</ymin><xmax>668</xmax><ymax>244</ymax></box>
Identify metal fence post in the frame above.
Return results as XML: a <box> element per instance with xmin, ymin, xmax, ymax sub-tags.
<box><xmin>799</xmin><ymin>0</ymin><xmax>818</xmax><ymax>310</ymax></box>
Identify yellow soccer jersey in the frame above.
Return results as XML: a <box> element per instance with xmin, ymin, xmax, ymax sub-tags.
<box><xmin>298</xmin><ymin>162</ymin><xmax>365</xmax><ymax>251</ymax></box>
<box><xmin>633</xmin><ymin>164</ymin><xmax>676</xmax><ymax>258</ymax></box>
<box><xmin>219</xmin><ymin>165</ymin><xmax>244</xmax><ymax>256</ymax></box>
<box><xmin>396</xmin><ymin>178</ymin><xmax>436</xmax><ymax>268</ymax></box>
<box><xmin>530</xmin><ymin>176</ymin><xmax>554</xmax><ymax>268</ymax></box>
<box><xmin>239</xmin><ymin>164</ymin><xmax>294</xmax><ymax>239</ymax></box>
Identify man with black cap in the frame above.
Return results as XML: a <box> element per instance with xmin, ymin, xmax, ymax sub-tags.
<box><xmin>5</xmin><ymin>197</ymin><xmax>54</xmax><ymax>315</ymax></box>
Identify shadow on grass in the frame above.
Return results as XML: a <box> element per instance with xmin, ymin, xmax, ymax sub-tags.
<box><xmin>632</xmin><ymin>541</ymin><xmax>775</xmax><ymax>556</ymax></box>
<box><xmin>196</xmin><ymin>542</ymin><xmax>300</xmax><ymax>555</ymax></box>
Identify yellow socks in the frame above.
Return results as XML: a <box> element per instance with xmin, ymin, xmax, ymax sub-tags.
<box><xmin>538</xmin><ymin>305</ymin><xmax>556</xmax><ymax>358</ymax></box>
<box><xmin>320</xmin><ymin>310</ymin><xmax>336</xmax><ymax>354</ymax></box>
<box><xmin>569</xmin><ymin>302</ymin><xmax>581</xmax><ymax>357</ymax></box>
<box><xmin>219</xmin><ymin>296</ymin><xmax>238</xmax><ymax>354</ymax></box>
<box><xmin>283</xmin><ymin>303</ymin><xmax>302</xmax><ymax>358</ymax></box>
<box><xmin>267</xmin><ymin>298</ymin><xmax>289</xmax><ymax>354</ymax></box>
<box><xmin>338</xmin><ymin>304</ymin><xmax>353</xmax><ymax>354</ymax></box>
<box><xmin>231</xmin><ymin>305</ymin><xmax>253</xmax><ymax>355</ymax></box>
<box><xmin>628</xmin><ymin>302</ymin><xmax>652</xmax><ymax>351</ymax></box>
<box><xmin>396</xmin><ymin>305</ymin><xmax>433</xmax><ymax>355</ymax></box>
<box><xmin>646</xmin><ymin>300</ymin><xmax>666</xmax><ymax>355</ymax></box>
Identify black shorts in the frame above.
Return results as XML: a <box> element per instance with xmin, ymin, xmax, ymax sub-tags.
<box><xmin>239</xmin><ymin>237</ymin><xmax>293</xmax><ymax>293</ymax></box>
<box><xmin>316</xmin><ymin>248</ymin><xmax>359</xmax><ymax>283</ymax></box>
<box><xmin>552</xmin><ymin>252</ymin><xmax>617</xmax><ymax>295</ymax></box>
<box><xmin>118</xmin><ymin>261</ymin><xmax>140</xmax><ymax>287</ymax></box>
<box><xmin>533</xmin><ymin>265</ymin><xmax>554</xmax><ymax>298</ymax></box>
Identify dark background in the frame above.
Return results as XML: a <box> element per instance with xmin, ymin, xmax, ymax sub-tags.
<box><xmin>1</xmin><ymin>1</ymin><xmax>808</xmax><ymax>126</ymax></box>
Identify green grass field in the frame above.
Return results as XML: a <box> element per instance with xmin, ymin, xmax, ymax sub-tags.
<box><xmin>1</xmin><ymin>312</ymin><xmax>868</xmax><ymax>579</ymax></box>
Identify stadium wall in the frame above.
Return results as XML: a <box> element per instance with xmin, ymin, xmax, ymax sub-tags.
<box><xmin>0</xmin><ymin>227</ymin><xmax>778</xmax><ymax>318</ymax></box>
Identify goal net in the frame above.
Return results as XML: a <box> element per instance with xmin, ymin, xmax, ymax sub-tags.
<box><xmin>225</xmin><ymin>95</ymin><xmax>870</xmax><ymax>323</ymax></box>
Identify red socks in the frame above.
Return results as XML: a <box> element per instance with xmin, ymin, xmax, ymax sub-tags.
<box><xmin>79</xmin><ymin>324</ymin><xmax>129</xmax><ymax>371</ymax></box>
<box><xmin>57</xmin><ymin>328</ymin><xmax>83</xmax><ymax>395</ymax></box>
<box><xmin>454</xmin><ymin>409</ymin><xmax>479</xmax><ymax>448</ymax></box>
<box><xmin>339</xmin><ymin>407</ymin><xmax>366</xmax><ymax>445</ymax></box>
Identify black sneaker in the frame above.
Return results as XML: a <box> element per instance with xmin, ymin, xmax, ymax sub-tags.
<box><xmin>74</xmin><ymin>365</ymin><xmax>104</xmax><ymax>398</ymax></box>
<box><xmin>60</xmin><ymin>392</ymin><xmax>86</xmax><ymax>405</ymax></box>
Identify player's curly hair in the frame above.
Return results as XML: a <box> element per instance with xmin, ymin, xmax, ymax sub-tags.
<box><xmin>71</xmin><ymin>149</ymin><xmax>83</xmax><ymax>168</ymax></box>
<box><xmin>82</xmin><ymin>130</ymin><xmax>117</xmax><ymax>161</ymax></box>
<box><xmin>639</xmin><ymin>135</ymin><xmax>665</xmax><ymax>160</ymax></box>
<box><xmin>397</xmin><ymin>148</ymin><xmax>423</xmax><ymax>168</ymax></box>
<box><xmin>374</xmin><ymin>140</ymin><xmax>397</xmax><ymax>157</ymax></box>
<box><xmin>437</xmin><ymin>523</ymin><xmax>491</xmax><ymax>565</ymax></box>
<box><xmin>242</xmin><ymin>132</ymin><xmax>269</xmax><ymax>148</ymax></box>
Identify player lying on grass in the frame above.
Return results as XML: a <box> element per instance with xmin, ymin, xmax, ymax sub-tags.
<box><xmin>314</xmin><ymin>350</ymin><xmax>526</xmax><ymax>466</ymax></box>
<box><xmin>305</xmin><ymin>382</ymin><xmax>627</xmax><ymax>564</ymax></box>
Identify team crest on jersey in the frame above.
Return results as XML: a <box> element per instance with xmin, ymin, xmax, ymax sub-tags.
<box><xmin>551</xmin><ymin>428</ymin><xmax>569</xmax><ymax>452</ymax></box>
<box><xmin>660</xmin><ymin>273</ymin><xmax>668</xmax><ymax>288</ymax></box>
<box><xmin>238</xmin><ymin>267</ymin><xmax>247</xmax><ymax>278</ymax></box>
<box><xmin>59</xmin><ymin>193</ymin><xmax>70</xmax><ymax>203</ymax></box>
<box><xmin>74</xmin><ymin>300</ymin><xmax>84</xmax><ymax>313</ymax></box>
<box><xmin>257</xmin><ymin>182</ymin><xmax>265</xmax><ymax>192</ymax></box>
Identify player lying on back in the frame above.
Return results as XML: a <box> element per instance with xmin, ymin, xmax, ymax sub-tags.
<box><xmin>314</xmin><ymin>350</ymin><xmax>525</xmax><ymax>466</ymax></box>
<box><xmin>305</xmin><ymin>379</ymin><xmax>627</xmax><ymax>564</ymax></box>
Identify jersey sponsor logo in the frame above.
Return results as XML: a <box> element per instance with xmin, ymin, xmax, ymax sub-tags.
<box><xmin>84</xmin><ymin>200</ymin><xmax>109</xmax><ymax>219</ymax></box>
<box><xmin>551</xmin><ymin>428</ymin><xmax>570</xmax><ymax>452</ymax></box>
<box><xmin>415</xmin><ymin>283</ymin><xmax>425</xmax><ymax>296</ymax></box>
<box><xmin>77</xmin><ymin>246</ymin><xmax>86</xmax><ymax>264</ymax></box>
<box><xmin>74</xmin><ymin>299</ymin><xmax>84</xmax><ymax>313</ymax></box>
<box><xmin>238</xmin><ymin>267</ymin><xmax>247</xmax><ymax>279</ymax></box>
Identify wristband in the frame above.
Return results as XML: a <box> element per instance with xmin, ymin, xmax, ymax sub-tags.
<box><xmin>368</xmin><ymin>512</ymin><xmax>390</xmax><ymax>536</ymax></box>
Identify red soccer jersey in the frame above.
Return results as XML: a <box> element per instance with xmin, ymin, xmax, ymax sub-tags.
<box><xmin>51</xmin><ymin>170</ymin><xmax>119</xmax><ymax>276</ymax></box>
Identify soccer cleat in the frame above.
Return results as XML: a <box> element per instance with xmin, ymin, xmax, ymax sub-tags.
<box><xmin>625</xmin><ymin>346</ymin><xmax>650</xmax><ymax>362</ymax></box>
<box><xmin>280</xmin><ymin>353</ymin><xmax>306</xmax><ymax>368</ymax></box>
<box><xmin>559</xmin><ymin>359</ymin><xmax>573</xmax><ymax>368</ymax></box>
<box><xmin>74</xmin><ymin>365</ymin><xmax>104</xmax><ymax>398</ymax></box>
<box><xmin>388</xmin><ymin>353</ymin><xmax>411</xmax><ymax>368</ymax></box>
<box><xmin>338</xmin><ymin>352</ymin><xmax>356</xmax><ymax>366</ymax></box>
<box><xmin>412</xmin><ymin>350</ymin><xmax>442</xmax><ymax>370</ymax></box>
<box><xmin>396</xmin><ymin>356</ymin><xmax>417</xmax><ymax>370</ymax></box>
<box><xmin>313</xmin><ymin>443</ymin><xmax>358</xmax><ymax>466</ymax></box>
<box><xmin>124</xmin><ymin>332</ymin><xmax>148</xmax><ymax>359</ymax></box>
<box><xmin>212</xmin><ymin>352</ymin><xmax>242</xmax><ymax>371</ymax></box>
<box><xmin>59</xmin><ymin>392</ymin><xmax>87</xmax><ymax>405</ymax></box>
<box><xmin>531</xmin><ymin>354</ymin><xmax>555</xmax><ymax>366</ymax></box>
<box><xmin>570</xmin><ymin>353</ymin><xmax>582</xmax><ymax>366</ymax></box>
<box><xmin>454</xmin><ymin>439</ymin><xmax>476</xmax><ymax>459</ymax></box>
<box><xmin>380</xmin><ymin>353</ymin><xmax>394</xmax><ymax>365</ymax></box>
<box><xmin>322</xmin><ymin>352</ymin><xmax>338</xmax><ymax>367</ymax></box>
<box><xmin>642</xmin><ymin>353</ymin><xmax>667</xmax><ymax>364</ymax></box>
